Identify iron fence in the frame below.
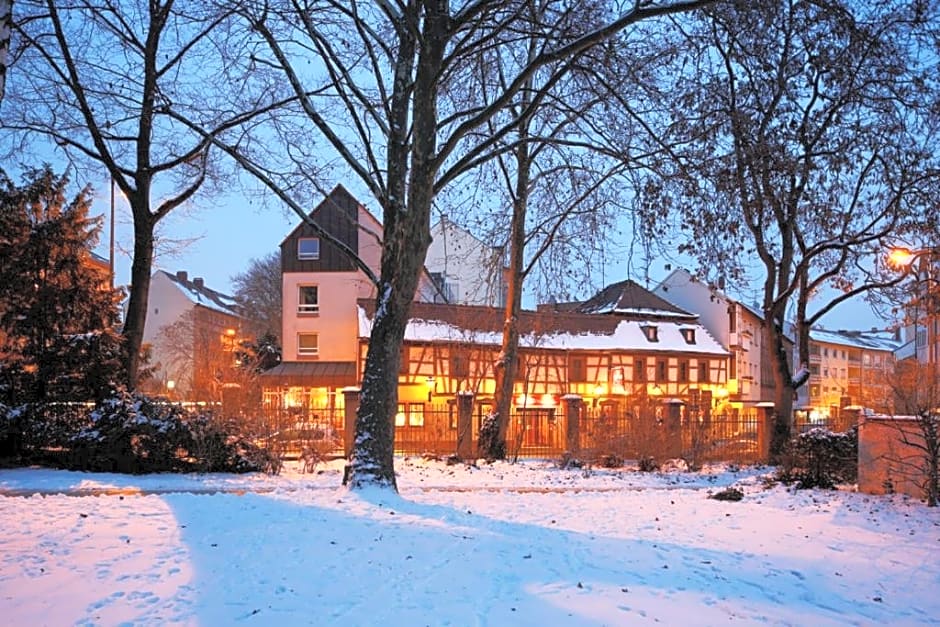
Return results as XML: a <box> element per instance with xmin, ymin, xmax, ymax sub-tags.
<box><xmin>6</xmin><ymin>399</ymin><xmax>859</xmax><ymax>466</ymax></box>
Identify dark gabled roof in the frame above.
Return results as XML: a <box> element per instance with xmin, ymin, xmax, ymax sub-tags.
<box><xmin>161</xmin><ymin>270</ymin><xmax>241</xmax><ymax>317</ymax></box>
<box><xmin>280</xmin><ymin>184</ymin><xmax>381</xmax><ymax>246</ymax></box>
<box><xmin>576</xmin><ymin>279</ymin><xmax>697</xmax><ymax>321</ymax></box>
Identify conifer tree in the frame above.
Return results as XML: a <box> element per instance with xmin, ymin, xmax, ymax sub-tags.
<box><xmin>0</xmin><ymin>166</ymin><xmax>124</xmax><ymax>404</ymax></box>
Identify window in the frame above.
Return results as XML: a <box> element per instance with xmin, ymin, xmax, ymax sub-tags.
<box><xmin>451</xmin><ymin>351</ymin><xmax>470</xmax><ymax>378</ymax></box>
<box><xmin>656</xmin><ymin>359</ymin><xmax>668</xmax><ymax>383</ymax></box>
<box><xmin>297</xmin><ymin>237</ymin><xmax>320</xmax><ymax>260</ymax></box>
<box><xmin>298</xmin><ymin>333</ymin><xmax>318</xmax><ymax>357</ymax></box>
<box><xmin>678</xmin><ymin>360</ymin><xmax>689</xmax><ymax>383</ymax></box>
<box><xmin>680</xmin><ymin>328</ymin><xmax>696</xmax><ymax>344</ymax></box>
<box><xmin>698</xmin><ymin>360</ymin><xmax>710</xmax><ymax>383</ymax></box>
<box><xmin>395</xmin><ymin>403</ymin><xmax>424</xmax><ymax>427</ymax></box>
<box><xmin>569</xmin><ymin>356</ymin><xmax>587</xmax><ymax>383</ymax></box>
<box><xmin>298</xmin><ymin>285</ymin><xmax>319</xmax><ymax>314</ymax></box>
<box><xmin>634</xmin><ymin>358</ymin><xmax>647</xmax><ymax>383</ymax></box>
<box><xmin>399</xmin><ymin>345</ymin><xmax>410</xmax><ymax>375</ymax></box>
<box><xmin>641</xmin><ymin>325</ymin><xmax>659</xmax><ymax>342</ymax></box>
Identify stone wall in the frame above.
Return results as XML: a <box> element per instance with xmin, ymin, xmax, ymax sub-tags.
<box><xmin>858</xmin><ymin>416</ymin><xmax>929</xmax><ymax>500</ymax></box>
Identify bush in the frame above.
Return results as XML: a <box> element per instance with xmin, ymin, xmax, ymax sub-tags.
<box><xmin>709</xmin><ymin>487</ymin><xmax>744</xmax><ymax>501</ymax></box>
<box><xmin>63</xmin><ymin>391</ymin><xmax>280</xmax><ymax>474</ymax></box>
<box><xmin>777</xmin><ymin>426</ymin><xmax>857</xmax><ymax>489</ymax></box>
<box><xmin>637</xmin><ymin>455</ymin><xmax>659</xmax><ymax>472</ymax></box>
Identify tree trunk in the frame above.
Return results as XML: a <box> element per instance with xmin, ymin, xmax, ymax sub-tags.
<box><xmin>345</xmin><ymin>0</ymin><xmax>445</xmax><ymax>490</ymax></box>
<box><xmin>482</xmin><ymin>136</ymin><xmax>530</xmax><ymax>461</ymax></box>
<box><xmin>121</xmin><ymin>204</ymin><xmax>155</xmax><ymax>390</ymax></box>
<box><xmin>0</xmin><ymin>0</ymin><xmax>11</xmax><ymax>110</ymax></box>
<box><xmin>767</xmin><ymin>312</ymin><xmax>795</xmax><ymax>460</ymax></box>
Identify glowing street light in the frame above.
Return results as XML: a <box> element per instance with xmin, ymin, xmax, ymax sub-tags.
<box><xmin>887</xmin><ymin>245</ymin><xmax>939</xmax><ymax>365</ymax></box>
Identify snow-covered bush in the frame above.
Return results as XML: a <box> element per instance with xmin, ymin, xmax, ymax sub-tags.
<box><xmin>67</xmin><ymin>391</ymin><xmax>192</xmax><ymax>473</ymax></box>
<box><xmin>66</xmin><ymin>391</ymin><xmax>279</xmax><ymax>474</ymax></box>
<box><xmin>777</xmin><ymin>426</ymin><xmax>858</xmax><ymax>489</ymax></box>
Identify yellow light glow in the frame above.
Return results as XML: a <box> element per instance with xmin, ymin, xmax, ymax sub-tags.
<box><xmin>540</xmin><ymin>394</ymin><xmax>556</xmax><ymax>407</ymax></box>
<box><xmin>593</xmin><ymin>384</ymin><xmax>606</xmax><ymax>397</ymax></box>
<box><xmin>713</xmin><ymin>387</ymin><xmax>729</xmax><ymax>399</ymax></box>
<box><xmin>887</xmin><ymin>247</ymin><xmax>915</xmax><ymax>268</ymax></box>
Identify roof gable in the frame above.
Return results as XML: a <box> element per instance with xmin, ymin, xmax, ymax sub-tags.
<box><xmin>159</xmin><ymin>270</ymin><xmax>241</xmax><ymax>317</ymax></box>
<box><xmin>577</xmin><ymin>279</ymin><xmax>697</xmax><ymax>321</ymax></box>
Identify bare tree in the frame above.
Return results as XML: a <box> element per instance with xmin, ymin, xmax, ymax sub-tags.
<box><xmin>641</xmin><ymin>0</ymin><xmax>940</xmax><ymax>458</ymax></box>
<box><xmin>461</xmin><ymin>5</ymin><xmax>642</xmax><ymax>459</ymax></box>
<box><xmin>886</xmin><ymin>359</ymin><xmax>940</xmax><ymax>506</ymax></box>
<box><xmin>170</xmin><ymin>0</ymin><xmax>715</xmax><ymax>489</ymax></box>
<box><xmin>232</xmin><ymin>251</ymin><xmax>282</xmax><ymax>346</ymax></box>
<box><xmin>0</xmin><ymin>1</ymin><xmax>276</xmax><ymax>389</ymax></box>
<box><xmin>0</xmin><ymin>0</ymin><xmax>10</xmax><ymax>108</ymax></box>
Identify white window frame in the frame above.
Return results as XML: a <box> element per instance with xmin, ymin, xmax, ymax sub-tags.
<box><xmin>298</xmin><ymin>285</ymin><xmax>319</xmax><ymax>314</ymax></box>
<box><xmin>298</xmin><ymin>237</ymin><xmax>320</xmax><ymax>260</ymax></box>
<box><xmin>298</xmin><ymin>332</ymin><xmax>319</xmax><ymax>357</ymax></box>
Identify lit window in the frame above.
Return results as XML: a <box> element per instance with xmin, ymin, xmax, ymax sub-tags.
<box><xmin>680</xmin><ymin>328</ymin><xmax>696</xmax><ymax>344</ymax></box>
<box><xmin>395</xmin><ymin>403</ymin><xmax>425</xmax><ymax>427</ymax></box>
<box><xmin>408</xmin><ymin>404</ymin><xmax>425</xmax><ymax>427</ymax></box>
<box><xmin>298</xmin><ymin>333</ymin><xmax>318</xmax><ymax>356</ymax></box>
<box><xmin>298</xmin><ymin>237</ymin><xmax>320</xmax><ymax>260</ymax></box>
<box><xmin>299</xmin><ymin>285</ymin><xmax>319</xmax><ymax>314</ymax></box>
<box><xmin>641</xmin><ymin>325</ymin><xmax>659</xmax><ymax>342</ymax></box>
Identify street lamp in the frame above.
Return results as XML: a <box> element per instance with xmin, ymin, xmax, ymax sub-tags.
<box><xmin>888</xmin><ymin>246</ymin><xmax>938</xmax><ymax>364</ymax></box>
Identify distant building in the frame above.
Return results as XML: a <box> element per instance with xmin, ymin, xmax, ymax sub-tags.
<box><xmin>653</xmin><ymin>268</ymin><xmax>786</xmax><ymax>420</ymax></box>
<box><xmin>425</xmin><ymin>215</ymin><xmax>508</xmax><ymax>307</ymax></box>
<box><xmin>796</xmin><ymin>327</ymin><xmax>901</xmax><ymax>418</ymax></box>
<box><xmin>141</xmin><ymin>269</ymin><xmax>246</xmax><ymax>401</ymax></box>
<box><xmin>261</xmin><ymin>185</ymin><xmax>440</xmax><ymax>409</ymax></box>
<box><xmin>262</xmin><ymin>186</ymin><xmax>733</xmax><ymax>453</ymax></box>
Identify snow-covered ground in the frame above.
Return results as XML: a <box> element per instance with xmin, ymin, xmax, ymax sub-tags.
<box><xmin>1</xmin><ymin>458</ymin><xmax>937</xmax><ymax>626</ymax></box>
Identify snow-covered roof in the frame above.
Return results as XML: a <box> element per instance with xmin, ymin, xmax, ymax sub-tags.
<box><xmin>893</xmin><ymin>339</ymin><xmax>916</xmax><ymax>360</ymax></box>
<box><xmin>809</xmin><ymin>327</ymin><xmax>901</xmax><ymax>352</ymax></box>
<box><xmin>576</xmin><ymin>279</ymin><xmax>698</xmax><ymax>321</ymax></box>
<box><xmin>358</xmin><ymin>300</ymin><xmax>728</xmax><ymax>355</ymax></box>
<box><xmin>158</xmin><ymin>270</ymin><xmax>241</xmax><ymax>317</ymax></box>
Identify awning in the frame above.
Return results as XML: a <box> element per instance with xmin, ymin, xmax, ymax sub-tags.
<box><xmin>259</xmin><ymin>361</ymin><xmax>357</xmax><ymax>387</ymax></box>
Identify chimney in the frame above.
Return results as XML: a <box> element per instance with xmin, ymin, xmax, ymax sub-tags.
<box><xmin>193</xmin><ymin>277</ymin><xmax>205</xmax><ymax>289</ymax></box>
<box><xmin>176</xmin><ymin>270</ymin><xmax>188</xmax><ymax>282</ymax></box>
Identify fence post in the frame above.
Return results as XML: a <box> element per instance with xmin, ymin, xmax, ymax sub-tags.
<box><xmin>342</xmin><ymin>387</ymin><xmax>361</xmax><ymax>459</ymax></box>
<box><xmin>562</xmin><ymin>394</ymin><xmax>582</xmax><ymax>455</ymax></box>
<box><xmin>757</xmin><ymin>405</ymin><xmax>774</xmax><ymax>461</ymax></box>
<box><xmin>456</xmin><ymin>391</ymin><xmax>474</xmax><ymax>460</ymax></box>
<box><xmin>665</xmin><ymin>399</ymin><xmax>683</xmax><ymax>458</ymax></box>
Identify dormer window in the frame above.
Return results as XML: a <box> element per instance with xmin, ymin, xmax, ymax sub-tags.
<box><xmin>641</xmin><ymin>324</ymin><xmax>659</xmax><ymax>342</ymax></box>
<box><xmin>298</xmin><ymin>237</ymin><xmax>320</xmax><ymax>260</ymax></box>
<box><xmin>681</xmin><ymin>328</ymin><xmax>696</xmax><ymax>344</ymax></box>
